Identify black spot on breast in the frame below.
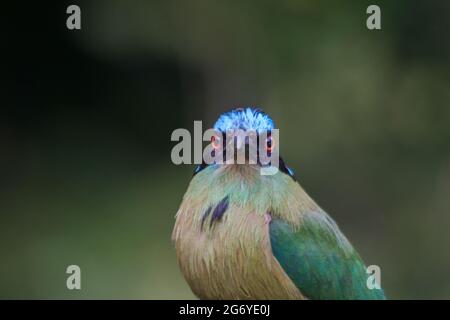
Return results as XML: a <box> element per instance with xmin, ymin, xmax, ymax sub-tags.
<box><xmin>200</xmin><ymin>206</ymin><xmax>212</xmax><ymax>231</ymax></box>
<box><xmin>210</xmin><ymin>196</ymin><xmax>229</xmax><ymax>227</ymax></box>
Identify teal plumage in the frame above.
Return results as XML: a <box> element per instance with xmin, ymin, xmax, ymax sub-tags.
<box><xmin>270</xmin><ymin>212</ymin><xmax>385</xmax><ymax>299</ymax></box>
<box><xmin>173</xmin><ymin>108</ymin><xmax>386</xmax><ymax>300</ymax></box>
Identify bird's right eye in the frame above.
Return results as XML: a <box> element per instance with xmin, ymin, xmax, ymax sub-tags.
<box><xmin>211</xmin><ymin>135</ymin><xmax>221</xmax><ymax>149</ymax></box>
<box><xmin>265</xmin><ymin>135</ymin><xmax>274</xmax><ymax>153</ymax></box>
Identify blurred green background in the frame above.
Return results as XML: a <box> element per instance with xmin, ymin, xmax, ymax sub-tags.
<box><xmin>2</xmin><ymin>0</ymin><xmax>450</xmax><ymax>299</ymax></box>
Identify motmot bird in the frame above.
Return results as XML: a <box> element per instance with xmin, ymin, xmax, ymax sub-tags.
<box><xmin>172</xmin><ymin>108</ymin><xmax>385</xmax><ymax>300</ymax></box>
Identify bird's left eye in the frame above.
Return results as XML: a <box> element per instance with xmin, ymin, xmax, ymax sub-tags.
<box><xmin>265</xmin><ymin>136</ymin><xmax>274</xmax><ymax>152</ymax></box>
<box><xmin>211</xmin><ymin>135</ymin><xmax>221</xmax><ymax>149</ymax></box>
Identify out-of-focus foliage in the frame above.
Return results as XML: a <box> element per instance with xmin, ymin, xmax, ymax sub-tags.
<box><xmin>2</xmin><ymin>0</ymin><xmax>450</xmax><ymax>298</ymax></box>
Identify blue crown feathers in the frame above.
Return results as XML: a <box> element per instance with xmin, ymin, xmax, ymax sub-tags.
<box><xmin>213</xmin><ymin>108</ymin><xmax>275</xmax><ymax>132</ymax></box>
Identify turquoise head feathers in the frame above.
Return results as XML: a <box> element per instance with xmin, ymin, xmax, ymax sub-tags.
<box><xmin>213</xmin><ymin>107</ymin><xmax>275</xmax><ymax>133</ymax></box>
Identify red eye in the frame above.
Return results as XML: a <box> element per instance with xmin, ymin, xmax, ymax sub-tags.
<box><xmin>266</xmin><ymin>136</ymin><xmax>274</xmax><ymax>152</ymax></box>
<box><xmin>211</xmin><ymin>135</ymin><xmax>221</xmax><ymax>149</ymax></box>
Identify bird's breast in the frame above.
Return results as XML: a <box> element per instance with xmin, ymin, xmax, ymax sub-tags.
<box><xmin>172</xmin><ymin>203</ymin><xmax>304</xmax><ymax>299</ymax></box>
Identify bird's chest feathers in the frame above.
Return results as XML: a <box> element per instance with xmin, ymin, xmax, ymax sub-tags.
<box><xmin>173</xmin><ymin>196</ymin><xmax>305</xmax><ymax>298</ymax></box>
<box><xmin>173</xmin><ymin>205</ymin><xmax>303</xmax><ymax>299</ymax></box>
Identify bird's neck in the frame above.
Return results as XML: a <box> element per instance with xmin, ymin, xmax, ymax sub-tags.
<box><xmin>181</xmin><ymin>164</ymin><xmax>319</xmax><ymax>229</ymax></box>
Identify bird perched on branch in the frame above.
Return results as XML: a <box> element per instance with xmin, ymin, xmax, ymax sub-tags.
<box><xmin>172</xmin><ymin>107</ymin><xmax>385</xmax><ymax>300</ymax></box>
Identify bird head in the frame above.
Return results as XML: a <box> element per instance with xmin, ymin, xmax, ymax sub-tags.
<box><xmin>195</xmin><ymin>107</ymin><xmax>295</xmax><ymax>179</ymax></box>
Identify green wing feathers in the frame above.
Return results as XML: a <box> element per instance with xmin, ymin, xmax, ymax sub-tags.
<box><xmin>270</xmin><ymin>211</ymin><xmax>386</xmax><ymax>300</ymax></box>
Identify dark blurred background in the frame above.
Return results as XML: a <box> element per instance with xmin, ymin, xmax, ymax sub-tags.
<box><xmin>2</xmin><ymin>0</ymin><xmax>450</xmax><ymax>299</ymax></box>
